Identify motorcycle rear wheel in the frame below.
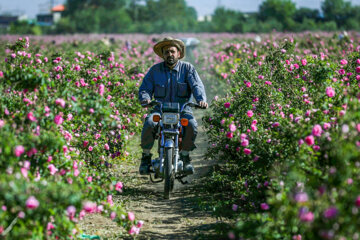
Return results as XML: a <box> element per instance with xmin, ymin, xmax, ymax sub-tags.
<box><xmin>164</xmin><ymin>147</ymin><xmax>174</xmax><ymax>199</ymax></box>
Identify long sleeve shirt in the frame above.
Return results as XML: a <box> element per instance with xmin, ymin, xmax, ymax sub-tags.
<box><xmin>138</xmin><ymin>60</ymin><xmax>206</xmax><ymax>113</ymax></box>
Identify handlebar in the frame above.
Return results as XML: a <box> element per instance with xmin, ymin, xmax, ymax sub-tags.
<box><xmin>141</xmin><ymin>100</ymin><xmax>161</xmax><ymax>108</ymax></box>
<box><xmin>141</xmin><ymin>100</ymin><xmax>207</xmax><ymax>111</ymax></box>
<box><xmin>183</xmin><ymin>102</ymin><xmax>207</xmax><ymax>110</ymax></box>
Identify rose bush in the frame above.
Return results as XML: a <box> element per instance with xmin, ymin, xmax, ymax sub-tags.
<box><xmin>0</xmin><ymin>37</ymin><xmax>152</xmax><ymax>238</ymax></box>
<box><xmin>200</xmin><ymin>33</ymin><xmax>360</xmax><ymax>238</ymax></box>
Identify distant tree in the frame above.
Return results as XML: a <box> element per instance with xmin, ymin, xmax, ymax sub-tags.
<box><xmin>321</xmin><ymin>0</ymin><xmax>352</xmax><ymax>27</ymax></box>
<box><xmin>128</xmin><ymin>0</ymin><xmax>198</xmax><ymax>33</ymax></box>
<box><xmin>258</xmin><ymin>0</ymin><xmax>296</xmax><ymax>30</ymax></box>
<box><xmin>211</xmin><ymin>7</ymin><xmax>245</xmax><ymax>32</ymax></box>
<box><xmin>293</xmin><ymin>7</ymin><xmax>320</xmax><ymax>23</ymax></box>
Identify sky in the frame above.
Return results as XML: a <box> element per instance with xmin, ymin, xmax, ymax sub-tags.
<box><xmin>1</xmin><ymin>0</ymin><xmax>360</xmax><ymax>19</ymax></box>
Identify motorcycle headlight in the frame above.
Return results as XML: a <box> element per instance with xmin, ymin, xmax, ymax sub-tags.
<box><xmin>162</xmin><ymin>113</ymin><xmax>179</xmax><ymax>124</ymax></box>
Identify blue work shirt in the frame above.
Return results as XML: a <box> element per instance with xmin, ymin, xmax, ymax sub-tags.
<box><xmin>138</xmin><ymin>60</ymin><xmax>206</xmax><ymax>113</ymax></box>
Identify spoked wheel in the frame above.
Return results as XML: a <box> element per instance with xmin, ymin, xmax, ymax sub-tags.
<box><xmin>164</xmin><ymin>147</ymin><xmax>174</xmax><ymax>199</ymax></box>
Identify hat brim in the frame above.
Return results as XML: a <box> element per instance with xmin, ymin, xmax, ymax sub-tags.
<box><xmin>153</xmin><ymin>39</ymin><xmax>185</xmax><ymax>59</ymax></box>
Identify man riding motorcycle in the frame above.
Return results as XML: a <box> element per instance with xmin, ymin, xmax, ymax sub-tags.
<box><xmin>138</xmin><ymin>37</ymin><xmax>208</xmax><ymax>175</ymax></box>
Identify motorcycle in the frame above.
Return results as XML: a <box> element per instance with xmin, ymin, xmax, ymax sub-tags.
<box><xmin>141</xmin><ymin>100</ymin><xmax>206</xmax><ymax>199</ymax></box>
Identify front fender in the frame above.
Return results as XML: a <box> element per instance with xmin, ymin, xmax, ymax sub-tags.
<box><xmin>164</xmin><ymin>139</ymin><xmax>174</xmax><ymax>148</ymax></box>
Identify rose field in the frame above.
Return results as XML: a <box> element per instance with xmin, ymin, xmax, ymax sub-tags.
<box><xmin>0</xmin><ymin>32</ymin><xmax>360</xmax><ymax>239</ymax></box>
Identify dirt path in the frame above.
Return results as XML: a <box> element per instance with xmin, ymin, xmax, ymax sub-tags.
<box><xmin>120</xmin><ymin>110</ymin><xmax>223</xmax><ymax>240</ymax></box>
<box><xmin>80</xmin><ymin>46</ymin><xmax>225</xmax><ymax>239</ymax></box>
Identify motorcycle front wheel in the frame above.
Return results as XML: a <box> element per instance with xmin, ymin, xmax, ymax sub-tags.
<box><xmin>164</xmin><ymin>147</ymin><xmax>174</xmax><ymax>199</ymax></box>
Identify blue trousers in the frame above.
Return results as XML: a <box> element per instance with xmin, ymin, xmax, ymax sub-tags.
<box><xmin>141</xmin><ymin>112</ymin><xmax>198</xmax><ymax>151</ymax></box>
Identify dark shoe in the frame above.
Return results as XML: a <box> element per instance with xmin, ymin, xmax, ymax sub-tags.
<box><xmin>180</xmin><ymin>154</ymin><xmax>194</xmax><ymax>175</ymax></box>
<box><xmin>139</xmin><ymin>153</ymin><xmax>152</xmax><ymax>175</ymax></box>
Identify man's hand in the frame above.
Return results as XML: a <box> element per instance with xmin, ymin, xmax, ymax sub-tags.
<box><xmin>198</xmin><ymin>101</ymin><xmax>208</xmax><ymax>109</ymax></box>
<box><xmin>141</xmin><ymin>99</ymin><xmax>151</xmax><ymax>106</ymax></box>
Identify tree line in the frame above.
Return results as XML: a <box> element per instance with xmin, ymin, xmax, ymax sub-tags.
<box><xmin>6</xmin><ymin>0</ymin><xmax>360</xmax><ymax>34</ymax></box>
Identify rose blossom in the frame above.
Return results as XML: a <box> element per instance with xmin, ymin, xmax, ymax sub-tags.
<box><xmin>54</xmin><ymin>115</ymin><xmax>64</xmax><ymax>125</ymax></box>
<box><xmin>48</xmin><ymin>164</ymin><xmax>58</xmax><ymax>175</ymax></box>
<box><xmin>247</xmin><ymin>110</ymin><xmax>254</xmax><ymax>117</ymax></box>
<box><xmin>55</xmin><ymin>98</ymin><xmax>66</xmax><ymax>108</ymax></box>
<box><xmin>304</xmin><ymin>135</ymin><xmax>314</xmax><ymax>146</ymax></box>
<box><xmin>312</xmin><ymin>124</ymin><xmax>322</xmax><ymax>137</ymax></box>
<box><xmin>260</xmin><ymin>203</ymin><xmax>269</xmax><ymax>210</ymax></box>
<box><xmin>355</xmin><ymin>196</ymin><xmax>360</xmax><ymax>207</ymax></box>
<box><xmin>83</xmin><ymin>201</ymin><xmax>97</xmax><ymax>213</ymax></box>
<box><xmin>26</xmin><ymin>196</ymin><xmax>39</xmax><ymax>209</ymax></box>
<box><xmin>137</xmin><ymin>220</ymin><xmax>144</xmax><ymax>228</ymax></box>
<box><xmin>299</xmin><ymin>208</ymin><xmax>314</xmax><ymax>222</ymax></box>
<box><xmin>128</xmin><ymin>211</ymin><xmax>135</xmax><ymax>221</ymax></box>
<box><xmin>229</xmin><ymin>123</ymin><xmax>236</xmax><ymax>132</ymax></box>
<box><xmin>115</xmin><ymin>182</ymin><xmax>123</xmax><ymax>192</ymax></box>
<box><xmin>110</xmin><ymin>211</ymin><xmax>116</xmax><ymax>220</ymax></box>
<box><xmin>326</xmin><ymin>87</ymin><xmax>335</xmax><ymax>98</ymax></box>
<box><xmin>244</xmin><ymin>148</ymin><xmax>251</xmax><ymax>155</ymax></box>
<box><xmin>294</xmin><ymin>192</ymin><xmax>308</xmax><ymax>203</ymax></box>
<box><xmin>323</xmin><ymin>207</ymin><xmax>338</xmax><ymax>219</ymax></box>
<box><xmin>14</xmin><ymin>145</ymin><xmax>25</xmax><ymax>157</ymax></box>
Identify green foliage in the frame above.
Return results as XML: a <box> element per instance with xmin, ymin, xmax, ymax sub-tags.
<box><xmin>199</xmin><ymin>32</ymin><xmax>360</xmax><ymax>239</ymax></box>
<box><xmin>0</xmin><ymin>36</ymin><xmax>149</xmax><ymax>238</ymax></box>
<box><xmin>6</xmin><ymin>0</ymin><xmax>360</xmax><ymax>33</ymax></box>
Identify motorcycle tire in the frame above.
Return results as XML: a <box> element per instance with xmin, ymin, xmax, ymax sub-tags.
<box><xmin>164</xmin><ymin>147</ymin><xmax>174</xmax><ymax>199</ymax></box>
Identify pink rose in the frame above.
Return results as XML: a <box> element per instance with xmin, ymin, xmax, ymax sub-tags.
<box><xmin>356</xmin><ymin>66</ymin><xmax>360</xmax><ymax>73</ymax></box>
<box><xmin>115</xmin><ymin>182</ymin><xmax>123</xmax><ymax>192</ymax></box>
<box><xmin>14</xmin><ymin>145</ymin><xmax>25</xmax><ymax>157</ymax></box>
<box><xmin>247</xmin><ymin>110</ymin><xmax>254</xmax><ymax>118</ymax></box>
<box><xmin>301</xmin><ymin>59</ymin><xmax>307</xmax><ymax>66</ymax></box>
<box><xmin>110</xmin><ymin>211</ymin><xmax>116</xmax><ymax>220</ymax></box>
<box><xmin>323</xmin><ymin>207</ymin><xmax>338</xmax><ymax>219</ymax></box>
<box><xmin>340</xmin><ymin>59</ymin><xmax>348</xmax><ymax>65</ymax></box>
<box><xmin>66</xmin><ymin>205</ymin><xmax>76</xmax><ymax>218</ymax></box>
<box><xmin>229</xmin><ymin>123</ymin><xmax>236</xmax><ymax>132</ymax></box>
<box><xmin>304</xmin><ymin>135</ymin><xmax>314</xmax><ymax>146</ymax></box>
<box><xmin>128</xmin><ymin>211</ymin><xmax>135</xmax><ymax>221</ymax></box>
<box><xmin>54</xmin><ymin>115</ymin><xmax>64</xmax><ymax>125</ymax></box>
<box><xmin>55</xmin><ymin>98</ymin><xmax>66</xmax><ymax>108</ymax></box>
<box><xmin>260</xmin><ymin>203</ymin><xmax>269</xmax><ymax>210</ymax></box>
<box><xmin>326</xmin><ymin>87</ymin><xmax>335</xmax><ymax>98</ymax></box>
<box><xmin>104</xmin><ymin>143</ymin><xmax>110</xmax><ymax>150</ymax></box>
<box><xmin>312</xmin><ymin>124</ymin><xmax>322</xmax><ymax>137</ymax></box>
<box><xmin>47</xmin><ymin>222</ymin><xmax>55</xmax><ymax>231</ymax></box>
<box><xmin>226</xmin><ymin>132</ymin><xmax>233</xmax><ymax>139</ymax></box>
<box><xmin>224</xmin><ymin>102</ymin><xmax>230</xmax><ymax>108</ymax></box>
<box><xmin>323</xmin><ymin>122</ymin><xmax>331</xmax><ymax>130</ymax></box>
<box><xmin>27</xmin><ymin>112</ymin><xmax>37</xmax><ymax>122</ymax></box>
<box><xmin>137</xmin><ymin>220</ymin><xmax>144</xmax><ymax>228</ymax></box>
<box><xmin>241</xmin><ymin>139</ymin><xmax>249</xmax><ymax>147</ymax></box>
<box><xmin>99</xmin><ymin>84</ymin><xmax>105</xmax><ymax>96</ymax></box>
<box><xmin>83</xmin><ymin>201</ymin><xmax>97</xmax><ymax>213</ymax></box>
<box><xmin>48</xmin><ymin>164</ymin><xmax>58</xmax><ymax>175</ymax></box>
<box><xmin>88</xmin><ymin>146</ymin><xmax>93</xmax><ymax>151</ymax></box>
<box><xmin>299</xmin><ymin>210</ymin><xmax>314</xmax><ymax>222</ymax></box>
<box><xmin>128</xmin><ymin>226</ymin><xmax>140</xmax><ymax>235</ymax></box>
<box><xmin>244</xmin><ymin>148</ymin><xmax>251</xmax><ymax>155</ymax></box>
<box><xmin>356</xmin><ymin>123</ymin><xmax>360</xmax><ymax>132</ymax></box>
<box><xmin>355</xmin><ymin>196</ymin><xmax>360</xmax><ymax>207</ymax></box>
<box><xmin>26</xmin><ymin>196</ymin><xmax>39</xmax><ymax>209</ymax></box>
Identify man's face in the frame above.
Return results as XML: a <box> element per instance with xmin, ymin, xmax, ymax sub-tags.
<box><xmin>162</xmin><ymin>46</ymin><xmax>181</xmax><ymax>66</ymax></box>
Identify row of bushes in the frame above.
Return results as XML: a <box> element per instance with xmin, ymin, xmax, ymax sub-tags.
<box><xmin>200</xmin><ymin>33</ymin><xmax>360</xmax><ymax>238</ymax></box>
<box><xmin>0</xmin><ymin>37</ymin><xmax>155</xmax><ymax>238</ymax></box>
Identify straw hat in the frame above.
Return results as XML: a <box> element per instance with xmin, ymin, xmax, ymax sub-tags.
<box><xmin>153</xmin><ymin>37</ymin><xmax>185</xmax><ymax>59</ymax></box>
